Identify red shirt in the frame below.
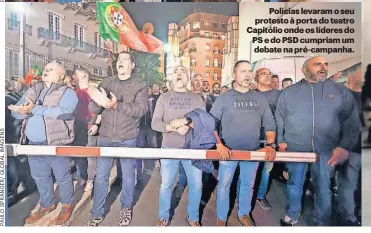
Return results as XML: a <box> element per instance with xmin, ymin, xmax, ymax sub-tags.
<box><xmin>75</xmin><ymin>88</ymin><xmax>92</xmax><ymax>123</ymax></box>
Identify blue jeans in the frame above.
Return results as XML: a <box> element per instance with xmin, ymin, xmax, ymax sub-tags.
<box><xmin>158</xmin><ymin>148</ymin><xmax>203</xmax><ymax>222</ymax></box>
<box><xmin>286</xmin><ymin>154</ymin><xmax>335</xmax><ymax>225</ymax></box>
<box><xmin>285</xmin><ymin>162</ymin><xmax>308</xmax><ymax>221</ymax></box>
<box><xmin>257</xmin><ymin>162</ymin><xmax>274</xmax><ymax>199</ymax></box>
<box><xmin>337</xmin><ymin>153</ymin><xmax>361</xmax><ymax>222</ymax></box>
<box><xmin>216</xmin><ymin>161</ymin><xmax>259</xmax><ymax>221</ymax></box>
<box><xmin>74</xmin><ymin>157</ymin><xmax>88</xmax><ymax>181</ymax></box>
<box><xmin>90</xmin><ymin>137</ymin><xmax>136</xmax><ymax>218</ymax></box>
<box><xmin>236</xmin><ymin>161</ymin><xmax>274</xmax><ymax>200</ymax></box>
<box><xmin>28</xmin><ymin>141</ymin><xmax>73</xmax><ymax>207</ymax></box>
<box><xmin>178</xmin><ymin>163</ymin><xmax>188</xmax><ymax>187</ymax></box>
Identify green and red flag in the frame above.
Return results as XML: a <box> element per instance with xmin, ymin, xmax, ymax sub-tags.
<box><xmin>96</xmin><ymin>1</ymin><xmax>163</xmax><ymax>54</ymax></box>
<box><xmin>24</xmin><ymin>64</ymin><xmax>42</xmax><ymax>86</ymax></box>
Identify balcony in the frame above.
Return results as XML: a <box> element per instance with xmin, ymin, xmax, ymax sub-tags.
<box><xmin>8</xmin><ymin>18</ymin><xmax>32</xmax><ymax>35</ymax></box>
<box><xmin>186</xmin><ymin>33</ymin><xmax>224</xmax><ymax>41</ymax></box>
<box><xmin>37</xmin><ymin>27</ymin><xmax>108</xmax><ymax>58</ymax></box>
<box><xmin>213</xmin><ymin>64</ymin><xmax>222</xmax><ymax>69</ymax></box>
<box><xmin>213</xmin><ymin>50</ymin><xmax>221</xmax><ymax>54</ymax></box>
<box><xmin>191</xmin><ymin>62</ymin><xmax>197</xmax><ymax>67</ymax></box>
<box><xmin>189</xmin><ymin>48</ymin><xmax>197</xmax><ymax>53</ymax></box>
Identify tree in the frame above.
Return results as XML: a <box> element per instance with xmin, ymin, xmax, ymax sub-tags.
<box><xmin>131</xmin><ymin>50</ymin><xmax>165</xmax><ymax>86</ymax></box>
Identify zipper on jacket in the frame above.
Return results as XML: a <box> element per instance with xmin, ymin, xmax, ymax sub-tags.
<box><xmin>310</xmin><ymin>85</ymin><xmax>315</xmax><ymax>153</ymax></box>
<box><xmin>42</xmin><ymin>85</ymin><xmax>53</xmax><ymax>144</ymax></box>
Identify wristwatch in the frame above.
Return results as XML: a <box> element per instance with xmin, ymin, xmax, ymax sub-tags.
<box><xmin>185</xmin><ymin>117</ymin><xmax>192</xmax><ymax>126</ymax></box>
<box><xmin>266</xmin><ymin>143</ymin><xmax>276</xmax><ymax>149</ymax></box>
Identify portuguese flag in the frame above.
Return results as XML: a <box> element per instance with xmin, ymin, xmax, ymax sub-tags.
<box><xmin>96</xmin><ymin>1</ymin><xmax>163</xmax><ymax>54</ymax></box>
<box><xmin>24</xmin><ymin>64</ymin><xmax>42</xmax><ymax>86</ymax></box>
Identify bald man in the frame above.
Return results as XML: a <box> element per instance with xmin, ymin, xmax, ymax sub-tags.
<box><xmin>11</xmin><ymin>61</ymin><xmax>78</xmax><ymax>225</ymax></box>
<box><xmin>275</xmin><ymin>56</ymin><xmax>361</xmax><ymax>226</ymax></box>
<box><xmin>152</xmin><ymin>66</ymin><xmax>205</xmax><ymax>226</ymax></box>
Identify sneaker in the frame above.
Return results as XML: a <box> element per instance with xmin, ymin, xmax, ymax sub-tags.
<box><xmin>257</xmin><ymin>198</ymin><xmax>272</xmax><ymax>210</ymax></box>
<box><xmin>84</xmin><ymin>180</ymin><xmax>94</xmax><ymax>192</ymax></box>
<box><xmin>55</xmin><ymin>204</ymin><xmax>73</xmax><ymax>225</ymax></box>
<box><xmin>86</xmin><ymin>217</ymin><xmax>104</xmax><ymax>227</ymax></box>
<box><xmin>280</xmin><ymin>216</ymin><xmax>298</xmax><ymax>226</ymax></box>
<box><xmin>187</xmin><ymin>217</ymin><xmax>201</xmax><ymax>226</ymax></box>
<box><xmin>156</xmin><ymin>218</ymin><xmax>169</xmax><ymax>226</ymax></box>
<box><xmin>238</xmin><ymin>215</ymin><xmax>255</xmax><ymax>226</ymax></box>
<box><xmin>25</xmin><ymin>204</ymin><xmax>56</xmax><ymax>224</ymax></box>
<box><xmin>216</xmin><ymin>219</ymin><xmax>226</xmax><ymax>226</ymax></box>
<box><xmin>119</xmin><ymin>208</ymin><xmax>133</xmax><ymax>226</ymax></box>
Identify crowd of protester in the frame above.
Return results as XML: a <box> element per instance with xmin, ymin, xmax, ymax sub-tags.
<box><xmin>5</xmin><ymin>53</ymin><xmax>363</xmax><ymax>227</ymax></box>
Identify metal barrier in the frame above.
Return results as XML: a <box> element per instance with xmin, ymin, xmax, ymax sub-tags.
<box><xmin>5</xmin><ymin>144</ymin><xmax>317</xmax><ymax>163</ymax></box>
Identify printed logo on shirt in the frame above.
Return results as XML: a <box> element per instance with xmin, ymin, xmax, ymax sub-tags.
<box><xmin>169</xmin><ymin>96</ymin><xmax>192</xmax><ymax>110</ymax></box>
<box><xmin>234</xmin><ymin>99</ymin><xmax>260</xmax><ymax>112</ymax></box>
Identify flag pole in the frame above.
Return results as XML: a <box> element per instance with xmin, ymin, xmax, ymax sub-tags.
<box><xmin>104</xmin><ymin>42</ymin><xmax>115</xmax><ymax>76</ymax></box>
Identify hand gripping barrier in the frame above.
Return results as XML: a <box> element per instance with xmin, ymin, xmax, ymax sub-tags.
<box><xmin>5</xmin><ymin>144</ymin><xmax>317</xmax><ymax>163</ymax></box>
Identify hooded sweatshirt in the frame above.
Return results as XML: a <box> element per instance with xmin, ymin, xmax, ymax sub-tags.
<box><xmin>275</xmin><ymin>79</ymin><xmax>361</xmax><ymax>156</ymax></box>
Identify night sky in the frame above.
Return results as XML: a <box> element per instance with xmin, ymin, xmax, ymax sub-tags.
<box><xmin>119</xmin><ymin>2</ymin><xmax>239</xmax><ymax>42</ymax></box>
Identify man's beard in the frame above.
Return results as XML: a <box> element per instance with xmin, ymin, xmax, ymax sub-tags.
<box><xmin>307</xmin><ymin>69</ymin><xmax>328</xmax><ymax>82</ymax></box>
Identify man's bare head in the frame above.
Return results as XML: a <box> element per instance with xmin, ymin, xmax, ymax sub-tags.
<box><xmin>42</xmin><ymin>61</ymin><xmax>66</xmax><ymax>84</ymax></box>
<box><xmin>302</xmin><ymin>56</ymin><xmax>328</xmax><ymax>83</ymax></box>
<box><xmin>191</xmin><ymin>74</ymin><xmax>203</xmax><ymax>93</ymax></box>
<box><xmin>348</xmin><ymin>66</ymin><xmax>363</xmax><ymax>90</ymax></box>
<box><xmin>255</xmin><ymin>68</ymin><xmax>272</xmax><ymax>86</ymax></box>
<box><xmin>171</xmin><ymin>65</ymin><xmax>189</xmax><ymax>90</ymax></box>
<box><xmin>73</xmin><ymin>68</ymin><xmax>90</xmax><ymax>89</ymax></box>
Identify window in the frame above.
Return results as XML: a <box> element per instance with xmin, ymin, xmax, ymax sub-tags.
<box><xmin>213</xmin><ymin>33</ymin><xmax>218</xmax><ymax>39</ymax></box>
<box><xmin>204</xmin><ymin>20</ymin><xmax>210</xmax><ymax>26</ymax></box>
<box><xmin>74</xmin><ymin>24</ymin><xmax>84</xmax><ymax>48</ymax></box>
<box><xmin>205</xmin><ymin>44</ymin><xmax>210</xmax><ymax>51</ymax></box>
<box><xmin>213</xmin><ymin>71</ymin><xmax>218</xmax><ymax>80</ymax></box>
<box><xmin>94</xmin><ymin>69</ymin><xmax>98</xmax><ymax>74</ymax></box>
<box><xmin>48</xmin><ymin>13</ymin><xmax>61</xmax><ymax>41</ymax></box>
<box><xmin>25</xmin><ymin>54</ymin><xmax>31</xmax><ymax>72</ymax></box>
<box><xmin>191</xmin><ymin>58</ymin><xmax>196</xmax><ymax>66</ymax></box>
<box><xmin>232</xmin><ymin>22</ymin><xmax>238</xmax><ymax>30</ymax></box>
<box><xmin>95</xmin><ymin>33</ymin><xmax>105</xmax><ymax>53</ymax></box>
<box><xmin>222</xmin><ymin>23</ymin><xmax>227</xmax><ymax>29</ymax></box>
<box><xmin>221</xmin><ymin>34</ymin><xmax>226</xmax><ymax>40</ymax></box>
<box><xmin>99</xmin><ymin>70</ymin><xmax>103</xmax><ymax>76</ymax></box>
<box><xmin>9</xmin><ymin>50</ymin><xmax>19</xmax><ymax>76</ymax></box>
<box><xmin>9</xmin><ymin>12</ymin><xmax>19</xmax><ymax>31</ymax></box>
<box><xmin>26</xmin><ymin>25</ymin><xmax>32</xmax><ymax>36</ymax></box>
<box><xmin>205</xmin><ymin>57</ymin><xmax>210</xmax><ymax>67</ymax></box>
<box><xmin>214</xmin><ymin>46</ymin><xmax>219</xmax><ymax>54</ymax></box>
<box><xmin>74</xmin><ymin>64</ymin><xmax>79</xmax><ymax>70</ymax></box>
<box><xmin>113</xmin><ymin>42</ymin><xmax>118</xmax><ymax>53</ymax></box>
<box><xmin>192</xmin><ymin>22</ymin><xmax>200</xmax><ymax>30</ymax></box>
<box><xmin>213</xmin><ymin>22</ymin><xmax>219</xmax><ymax>28</ymax></box>
<box><xmin>214</xmin><ymin>58</ymin><xmax>219</xmax><ymax>67</ymax></box>
<box><xmin>205</xmin><ymin>32</ymin><xmax>209</xmax><ymax>38</ymax></box>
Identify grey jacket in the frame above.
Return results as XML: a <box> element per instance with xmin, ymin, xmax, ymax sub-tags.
<box><xmin>275</xmin><ymin>79</ymin><xmax>361</xmax><ymax>155</ymax></box>
<box><xmin>89</xmin><ymin>75</ymin><xmax>148</xmax><ymax>141</ymax></box>
<box><xmin>20</xmin><ymin>82</ymin><xmax>76</xmax><ymax>146</ymax></box>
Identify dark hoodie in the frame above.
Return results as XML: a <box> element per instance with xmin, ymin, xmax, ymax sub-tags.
<box><xmin>275</xmin><ymin>78</ymin><xmax>361</xmax><ymax>156</ymax></box>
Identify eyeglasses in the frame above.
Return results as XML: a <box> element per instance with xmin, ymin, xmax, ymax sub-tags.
<box><xmin>258</xmin><ymin>72</ymin><xmax>272</xmax><ymax>77</ymax></box>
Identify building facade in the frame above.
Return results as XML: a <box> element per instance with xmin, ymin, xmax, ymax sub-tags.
<box><xmin>5</xmin><ymin>2</ymin><xmax>115</xmax><ymax>84</ymax></box>
<box><xmin>221</xmin><ymin>16</ymin><xmax>238</xmax><ymax>87</ymax></box>
<box><xmin>168</xmin><ymin>11</ymin><xmax>230</xmax><ymax>86</ymax></box>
